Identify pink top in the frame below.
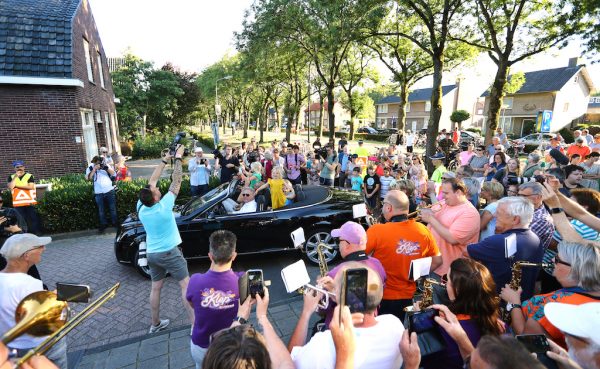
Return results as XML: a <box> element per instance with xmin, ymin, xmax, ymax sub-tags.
<box><xmin>459</xmin><ymin>151</ymin><xmax>475</xmax><ymax>166</ymax></box>
<box><xmin>428</xmin><ymin>201</ymin><xmax>481</xmax><ymax>275</ymax></box>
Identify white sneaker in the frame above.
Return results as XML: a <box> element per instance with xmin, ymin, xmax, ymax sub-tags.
<box><xmin>149</xmin><ymin>319</ymin><xmax>170</xmax><ymax>333</ymax></box>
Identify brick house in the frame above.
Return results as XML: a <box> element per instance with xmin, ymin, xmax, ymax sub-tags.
<box><xmin>374</xmin><ymin>79</ymin><xmax>484</xmax><ymax>132</ymax></box>
<box><xmin>481</xmin><ymin>58</ymin><xmax>595</xmax><ymax>136</ymax></box>
<box><xmin>303</xmin><ymin>101</ymin><xmax>351</xmax><ymax>129</ymax></box>
<box><xmin>0</xmin><ymin>0</ymin><xmax>120</xmax><ymax>181</ymax></box>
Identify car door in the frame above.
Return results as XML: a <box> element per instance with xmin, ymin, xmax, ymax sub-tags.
<box><xmin>178</xmin><ymin>212</ymin><xmax>214</xmax><ymax>259</ymax></box>
<box><xmin>212</xmin><ymin>210</ymin><xmax>286</xmax><ymax>254</ymax></box>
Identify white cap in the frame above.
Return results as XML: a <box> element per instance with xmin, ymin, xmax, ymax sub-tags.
<box><xmin>0</xmin><ymin>233</ymin><xmax>52</xmax><ymax>259</ymax></box>
<box><xmin>194</xmin><ymin>147</ymin><xmax>203</xmax><ymax>153</ymax></box>
<box><xmin>545</xmin><ymin>302</ymin><xmax>600</xmax><ymax>346</ymax></box>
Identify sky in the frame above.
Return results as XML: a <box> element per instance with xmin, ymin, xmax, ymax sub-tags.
<box><xmin>90</xmin><ymin>0</ymin><xmax>600</xmax><ymax>89</ymax></box>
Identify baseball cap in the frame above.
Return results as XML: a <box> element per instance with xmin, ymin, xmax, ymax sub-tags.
<box><xmin>12</xmin><ymin>160</ymin><xmax>24</xmax><ymax>167</ymax></box>
<box><xmin>0</xmin><ymin>233</ymin><xmax>52</xmax><ymax>259</ymax></box>
<box><xmin>358</xmin><ymin>140</ymin><xmax>364</xmax><ymax>144</ymax></box>
<box><xmin>545</xmin><ymin>302</ymin><xmax>600</xmax><ymax>346</ymax></box>
<box><xmin>194</xmin><ymin>147</ymin><xmax>203</xmax><ymax>153</ymax></box>
<box><xmin>429</xmin><ymin>152</ymin><xmax>445</xmax><ymax>160</ymax></box>
<box><xmin>331</xmin><ymin>221</ymin><xmax>367</xmax><ymax>246</ymax></box>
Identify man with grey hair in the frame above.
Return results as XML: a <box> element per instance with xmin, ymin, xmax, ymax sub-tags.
<box><xmin>522</xmin><ymin>152</ymin><xmax>542</xmax><ymax>177</ymax></box>
<box><xmin>518</xmin><ymin>182</ymin><xmax>554</xmax><ymax>251</ymax></box>
<box><xmin>467</xmin><ymin>196</ymin><xmax>543</xmax><ymax>300</ymax></box>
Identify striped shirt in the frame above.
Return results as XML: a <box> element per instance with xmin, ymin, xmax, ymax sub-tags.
<box><xmin>530</xmin><ymin>206</ymin><xmax>554</xmax><ymax>250</ymax></box>
<box><xmin>553</xmin><ymin>219</ymin><xmax>600</xmax><ymax>242</ymax></box>
<box><xmin>379</xmin><ymin>176</ymin><xmax>394</xmax><ymax>198</ymax></box>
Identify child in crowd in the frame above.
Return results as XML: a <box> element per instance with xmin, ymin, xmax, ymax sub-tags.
<box><xmin>307</xmin><ymin>158</ymin><xmax>321</xmax><ymax>185</ymax></box>
<box><xmin>363</xmin><ymin>164</ymin><xmax>380</xmax><ymax>210</ymax></box>
<box><xmin>379</xmin><ymin>167</ymin><xmax>394</xmax><ymax>201</ymax></box>
<box><xmin>350</xmin><ymin>167</ymin><xmax>363</xmax><ymax>192</ymax></box>
<box><xmin>283</xmin><ymin>180</ymin><xmax>296</xmax><ymax>206</ymax></box>
<box><xmin>241</xmin><ymin>161</ymin><xmax>263</xmax><ymax>189</ymax></box>
<box><xmin>255</xmin><ymin>167</ymin><xmax>286</xmax><ymax>209</ymax></box>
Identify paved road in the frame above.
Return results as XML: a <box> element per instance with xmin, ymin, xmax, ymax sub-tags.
<box><xmin>38</xmin><ymin>232</ymin><xmax>324</xmax><ymax>353</ymax></box>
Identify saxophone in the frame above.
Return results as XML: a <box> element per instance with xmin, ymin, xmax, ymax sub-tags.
<box><xmin>405</xmin><ymin>278</ymin><xmax>445</xmax><ymax>311</ymax></box>
<box><xmin>502</xmin><ymin>261</ymin><xmax>551</xmax><ymax>322</ymax></box>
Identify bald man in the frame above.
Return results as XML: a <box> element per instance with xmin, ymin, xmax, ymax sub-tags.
<box><xmin>366</xmin><ymin>190</ymin><xmax>442</xmax><ymax>320</ymax></box>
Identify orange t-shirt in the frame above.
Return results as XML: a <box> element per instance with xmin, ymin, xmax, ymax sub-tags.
<box><xmin>428</xmin><ymin>201</ymin><xmax>480</xmax><ymax>276</ymax></box>
<box><xmin>567</xmin><ymin>145</ymin><xmax>591</xmax><ymax>158</ymax></box>
<box><xmin>366</xmin><ymin>219</ymin><xmax>440</xmax><ymax>300</ymax></box>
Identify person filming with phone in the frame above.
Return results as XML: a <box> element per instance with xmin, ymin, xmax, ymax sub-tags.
<box><xmin>288</xmin><ymin>263</ymin><xmax>404</xmax><ymax>369</ymax></box>
<box><xmin>188</xmin><ymin>147</ymin><xmax>212</xmax><ymax>197</ymax></box>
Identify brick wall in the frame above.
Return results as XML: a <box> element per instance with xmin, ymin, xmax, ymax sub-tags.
<box><xmin>0</xmin><ymin>85</ymin><xmax>87</xmax><ymax>182</ymax></box>
<box><xmin>71</xmin><ymin>0</ymin><xmax>119</xmax><ymax>153</ymax></box>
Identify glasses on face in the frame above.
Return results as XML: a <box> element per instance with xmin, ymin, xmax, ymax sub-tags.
<box><xmin>554</xmin><ymin>254</ymin><xmax>571</xmax><ymax>267</ymax></box>
<box><xmin>242</xmin><ymin>193</ymin><xmax>252</xmax><ymax>197</ymax></box>
<box><xmin>518</xmin><ymin>192</ymin><xmax>537</xmax><ymax>198</ymax></box>
<box><xmin>507</xmin><ymin>190</ymin><xmax>518</xmax><ymax>195</ymax></box>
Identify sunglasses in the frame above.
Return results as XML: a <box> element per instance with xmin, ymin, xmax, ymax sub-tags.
<box><xmin>242</xmin><ymin>193</ymin><xmax>252</xmax><ymax>197</ymax></box>
<box><xmin>554</xmin><ymin>254</ymin><xmax>571</xmax><ymax>267</ymax></box>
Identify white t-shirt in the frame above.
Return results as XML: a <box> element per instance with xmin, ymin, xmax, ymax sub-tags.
<box><xmin>85</xmin><ymin>166</ymin><xmax>114</xmax><ymax>194</ymax></box>
<box><xmin>291</xmin><ymin>314</ymin><xmax>404</xmax><ymax>369</ymax></box>
<box><xmin>405</xmin><ymin>134</ymin><xmax>415</xmax><ymax>146</ymax></box>
<box><xmin>0</xmin><ymin>273</ymin><xmax>46</xmax><ymax>349</ymax></box>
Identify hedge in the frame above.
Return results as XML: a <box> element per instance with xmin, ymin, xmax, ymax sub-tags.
<box><xmin>2</xmin><ymin>174</ymin><xmax>220</xmax><ymax>233</ymax></box>
<box><xmin>312</xmin><ymin>131</ymin><xmax>390</xmax><ymax>142</ymax></box>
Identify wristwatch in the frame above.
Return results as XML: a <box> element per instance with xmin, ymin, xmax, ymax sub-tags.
<box><xmin>506</xmin><ymin>303</ymin><xmax>521</xmax><ymax>312</ymax></box>
<box><xmin>550</xmin><ymin>207</ymin><xmax>564</xmax><ymax>214</ymax></box>
<box><xmin>234</xmin><ymin>316</ymin><xmax>248</xmax><ymax>325</ymax></box>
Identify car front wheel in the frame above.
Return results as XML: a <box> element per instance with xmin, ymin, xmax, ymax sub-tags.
<box><xmin>304</xmin><ymin>229</ymin><xmax>339</xmax><ymax>265</ymax></box>
<box><xmin>132</xmin><ymin>243</ymin><xmax>151</xmax><ymax>279</ymax></box>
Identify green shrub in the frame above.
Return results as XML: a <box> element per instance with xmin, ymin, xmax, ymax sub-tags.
<box><xmin>465</xmin><ymin>127</ymin><xmax>482</xmax><ymax>135</ymax></box>
<box><xmin>3</xmin><ymin>173</ymin><xmax>220</xmax><ymax>234</ymax></box>
<box><xmin>132</xmin><ymin>135</ymin><xmax>171</xmax><ymax>159</ymax></box>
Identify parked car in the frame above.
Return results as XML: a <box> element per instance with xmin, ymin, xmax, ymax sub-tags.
<box><xmin>115</xmin><ymin>180</ymin><xmax>365</xmax><ymax>278</ymax></box>
<box><xmin>377</xmin><ymin>128</ymin><xmax>398</xmax><ymax>135</ymax></box>
<box><xmin>357</xmin><ymin>126</ymin><xmax>378</xmax><ymax>134</ymax></box>
<box><xmin>514</xmin><ymin>133</ymin><xmax>555</xmax><ymax>147</ymax></box>
<box><xmin>459</xmin><ymin>131</ymin><xmax>482</xmax><ymax>146</ymax></box>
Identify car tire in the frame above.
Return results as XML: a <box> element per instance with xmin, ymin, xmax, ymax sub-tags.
<box><xmin>132</xmin><ymin>243</ymin><xmax>152</xmax><ymax>280</ymax></box>
<box><xmin>304</xmin><ymin>228</ymin><xmax>339</xmax><ymax>265</ymax></box>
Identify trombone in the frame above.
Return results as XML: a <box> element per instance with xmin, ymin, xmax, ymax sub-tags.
<box><xmin>408</xmin><ymin>200</ymin><xmax>445</xmax><ymax>221</ymax></box>
<box><xmin>1</xmin><ymin>283</ymin><xmax>120</xmax><ymax>367</ymax></box>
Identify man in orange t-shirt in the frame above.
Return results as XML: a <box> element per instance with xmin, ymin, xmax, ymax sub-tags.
<box><xmin>366</xmin><ymin>190</ymin><xmax>442</xmax><ymax>320</ymax></box>
<box><xmin>420</xmin><ymin>178</ymin><xmax>480</xmax><ymax>277</ymax></box>
<box><xmin>566</xmin><ymin>138</ymin><xmax>591</xmax><ymax>159</ymax></box>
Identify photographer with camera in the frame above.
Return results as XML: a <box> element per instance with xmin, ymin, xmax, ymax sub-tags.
<box><xmin>86</xmin><ymin>156</ymin><xmax>117</xmax><ymax>233</ymax></box>
<box><xmin>319</xmin><ymin>145</ymin><xmax>338</xmax><ymax>187</ymax></box>
<box><xmin>215</xmin><ymin>145</ymin><xmax>240</xmax><ymax>185</ymax></box>
<box><xmin>189</xmin><ymin>147</ymin><xmax>211</xmax><ymax>197</ymax></box>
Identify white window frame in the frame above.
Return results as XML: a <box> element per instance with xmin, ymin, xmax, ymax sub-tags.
<box><xmin>80</xmin><ymin>109</ymin><xmax>98</xmax><ymax>163</ymax></box>
<box><xmin>95</xmin><ymin>110</ymin><xmax>102</xmax><ymax>123</ymax></box>
<box><xmin>104</xmin><ymin>112</ymin><xmax>113</xmax><ymax>151</ymax></box>
<box><xmin>97</xmin><ymin>51</ymin><xmax>105</xmax><ymax>88</ymax></box>
<box><xmin>502</xmin><ymin>97</ymin><xmax>514</xmax><ymax>110</ymax></box>
<box><xmin>377</xmin><ymin>104</ymin><xmax>388</xmax><ymax>114</ymax></box>
<box><xmin>83</xmin><ymin>39</ymin><xmax>94</xmax><ymax>83</ymax></box>
<box><xmin>425</xmin><ymin>101</ymin><xmax>431</xmax><ymax>112</ymax></box>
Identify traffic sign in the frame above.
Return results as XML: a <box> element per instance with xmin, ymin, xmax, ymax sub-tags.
<box><xmin>536</xmin><ymin>110</ymin><xmax>552</xmax><ymax>133</ymax></box>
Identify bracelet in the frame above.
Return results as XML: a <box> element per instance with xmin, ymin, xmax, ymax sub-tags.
<box><xmin>161</xmin><ymin>160</ymin><xmax>168</xmax><ymax>165</ymax></box>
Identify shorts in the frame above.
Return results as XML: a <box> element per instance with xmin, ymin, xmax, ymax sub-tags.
<box><xmin>147</xmin><ymin>247</ymin><xmax>189</xmax><ymax>282</ymax></box>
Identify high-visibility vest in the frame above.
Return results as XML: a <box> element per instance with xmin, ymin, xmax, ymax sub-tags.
<box><xmin>11</xmin><ymin>173</ymin><xmax>37</xmax><ymax>207</ymax></box>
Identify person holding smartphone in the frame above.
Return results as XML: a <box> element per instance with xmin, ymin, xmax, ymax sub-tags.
<box><xmin>189</xmin><ymin>147</ymin><xmax>211</xmax><ymax>197</ymax></box>
<box><xmin>288</xmin><ymin>263</ymin><xmax>404</xmax><ymax>369</ymax></box>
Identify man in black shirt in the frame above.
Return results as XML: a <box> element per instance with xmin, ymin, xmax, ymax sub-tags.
<box><xmin>216</xmin><ymin>145</ymin><xmax>240</xmax><ymax>184</ymax></box>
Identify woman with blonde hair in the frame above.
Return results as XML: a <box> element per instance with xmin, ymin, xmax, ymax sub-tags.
<box><xmin>479</xmin><ymin>181</ymin><xmax>504</xmax><ymax>240</ymax></box>
<box><xmin>254</xmin><ymin>167</ymin><xmax>286</xmax><ymax>209</ymax></box>
<box><xmin>408</xmin><ymin>155</ymin><xmax>428</xmax><ymax>203</ymax></box>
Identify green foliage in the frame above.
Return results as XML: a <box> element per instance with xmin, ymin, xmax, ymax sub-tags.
<box><xmin>132</xmin><ymin>135</ymin><xmax>171</xmax><ymax>159</ymax></box>
<box><xmin>450</xmin><ymin>110</ymin><xmax>471</xmax><ymax>124</ymax></box>
<box><xmin>465</xmin><ymin>128</ymin><xmax>481</xmax><ymax>135</ymax></box>
<box><xmin>504</xmin><ymin>72</ymin><xmax>526</xmax><ymax>95</ymax></box>
<box><xmin>559</xmin><ymin>127</ymin><xmax>575</xmax><ymax>143</ymax></box>
<box><xmin>522</xmin><ymin>120</ymin><xmax>536</xmax><ymax>136</ymax></box>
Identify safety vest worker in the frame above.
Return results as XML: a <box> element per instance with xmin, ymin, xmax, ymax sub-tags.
<box><xmin>8</xmin><ymin>161</ymin><xmax>37</xmax><ymax>207</ymax></box>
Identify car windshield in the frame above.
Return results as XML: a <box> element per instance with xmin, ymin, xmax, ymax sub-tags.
<box><xmin>181</xmin><ymin>183</ymin><xmax>228</xmax><ymax>216</ymax></box>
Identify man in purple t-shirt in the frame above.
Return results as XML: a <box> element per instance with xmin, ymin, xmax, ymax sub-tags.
<box><xmin>186</xmin><ymin>230</ymin><xmax>244</xmax><ymax>368</ymax></box>
<box><xmin>284</xmin><ymin>145</ymin><xmax>306</xmax><ymax>185</ymax></box>
<box><xmin>316</xmin><ymin>221</ymin><xmax>386</xmax><ymax>328</ymax></box>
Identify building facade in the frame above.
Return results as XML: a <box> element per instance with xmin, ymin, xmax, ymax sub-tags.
<box><xmin>0</xmin><ymin>0</ymin><xmax>120</xmax><ymax>180</ymax></box>
<box><xmin>481</xmin><ymin>58</ymin><xmax>595</xmax><ymax>136</ymax></box>
<box><xmin>304</xmin><ymin>101</ymin><xmax>351</xmax><ymax>129</ymax></box>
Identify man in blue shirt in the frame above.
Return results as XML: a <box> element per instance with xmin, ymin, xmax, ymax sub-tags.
<box><xmin>466</xmin><ymin>196</ymin><xmax>543</xmax><ymax>301</ymax></box>
<box><xmin>137</xmin><ymin>144</ymin><xmax>194</xmax><ymax>333</ymax></box>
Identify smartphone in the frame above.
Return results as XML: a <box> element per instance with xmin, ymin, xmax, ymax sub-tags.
<box><xmin>408</xmin><ymin>309</ymin><xmax>439</xmax><ymax>334</ymax></box>
<box><xmin>247</xmin><ymin>269</ymin><xmax>265</xmax><ymax>299</ymax></box>
<box><xmin>340</xmin><ymin>268</ymin><xmax>368</xmax><ymax>314</ymax></box>
<box><xmin>516</xmin><ymin>334</ymin><xmax>551</xmax><ymax>354</ymax></box>
<box><xmin>56</xmin><ymin>283</ymin><xmax>91</xmax><ymax>303</ymax></box>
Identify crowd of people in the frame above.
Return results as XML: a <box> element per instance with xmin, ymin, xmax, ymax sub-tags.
<box><xmin>1</xmin><ymin>127</ymin><xmax>599</xmax><ymax>369</ymax></box>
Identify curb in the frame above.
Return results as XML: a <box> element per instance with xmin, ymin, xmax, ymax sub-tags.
<box><xmin>49</xmin><ymin>228</ymin><xmax>117</xmax><ymax>241</ymax></box>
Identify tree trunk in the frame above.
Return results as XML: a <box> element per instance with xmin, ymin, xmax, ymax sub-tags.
<box><xmin>285</xmin><ymin>102</ymin><xmax>293</xmax><ymax>143</ymax></box>
<box><xmin>426</xmin><ymin>53</ymin><xmax>444</xmax><ymax>175</ymax></box>
<box><xmin>396</xmin><ymin>83</ymin><xmax>409</xmax><ymax>132</ymax></box>
<box><xmin>485</xmin><ymin>61</ymin><xmax>510</xmax><ymax>145</ymax></box>
<box><xmin>317</xmin><ymin>94</ymin><xmax>325</xmax><ymax>138</ymax></box>
<box><xmin>327</xmin><ymin>87</ymin><xmax>335</xmax><ymax>139</ymax></box>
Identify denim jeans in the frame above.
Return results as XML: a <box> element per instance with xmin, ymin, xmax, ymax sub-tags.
<box><xmin>95</xmin><ymin>190</ymin><xmax>118</xmax><ymax>227</ymax></box>
<box><xmin>191</xmin><ymin>184</ymin><xmax>209</xmax><ymax>197</ymax></box>
<box><xmin>14</xmin><ymin>205</ymin><xmax>41</xmax><ymax>234</ymax></box>
<box><xmin>319</xmin><ymin>177</ymin><xmax>333</xmax><ymax>187</ymax></box>
<box><xmin>190</xmin><ymin>341</ymin><xmax>208</xmax><ymax>369</ymax></box>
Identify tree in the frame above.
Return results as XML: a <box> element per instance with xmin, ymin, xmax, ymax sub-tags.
<box><xmin>238</xmin><ymin>0</ymin><xmax>387</xmax><ymax>140</ymax></box>
<box><xmin>450</xmin><ymin>110</ymin><xmax>470</xmax><ymax>128</ymax></box>
<box><xmin>144</xmin><ymin>68</ymin><xmax>184</xmax><ymax>134</ymax></box>
<box><xmin>459</xmin><ymin>0</ymin><xmax>590</xmax><ymax>143</ymax></box>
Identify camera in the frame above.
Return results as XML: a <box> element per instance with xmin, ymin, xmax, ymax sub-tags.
<box><xmin>247</xmin><ymin>150</ymin><xmax>260</xmax><ymax>164</ymax></box>
<box><xmin>0</xmin><ymin>210</ymin><xmax>18</xmax><ymax>227</ymax></box>
<box><xmin>314</xmin><ymin>147</ymin><xmax>328</xmax><ymax>160</ymax></box>
<box><xmin>169</xmin><ymin>132</ymin><xmax>187</xmax><ymax>156</ymax></box>
<box><xmin>506</xmin><ymin>174</ymin><xmax>546</xmax><ymax>185</ymax></box>
<box><xmin>212</xmin><ymin>147</ymin><xmax>224</xmax><ymax>161</ymax></box>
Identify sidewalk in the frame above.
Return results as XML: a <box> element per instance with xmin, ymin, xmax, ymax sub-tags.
<box><xmin>70</xmin><ymin>297</ymin><xmax>319</xmax><ymax>369</ymax></box>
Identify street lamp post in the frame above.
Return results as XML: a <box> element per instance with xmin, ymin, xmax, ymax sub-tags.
<box><xmin>216</xmin><ymin>75</ymin><xmax>233</xmax><ymax>134</ymax></box>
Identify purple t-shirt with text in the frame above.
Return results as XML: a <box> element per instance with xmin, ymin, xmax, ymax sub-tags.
<box><xmin>186</xmin><ymin>269</ymin><xmax>243</xmax><ymax>348</ymax></box>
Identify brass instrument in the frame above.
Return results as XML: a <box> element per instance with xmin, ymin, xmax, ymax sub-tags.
<box><xmin>317</xmin><ymin>242</ymin><xmax>330</xmax><ymax>278</ymax></box>
<box><xmin>404</xmin><ymin>277</ymin><xmax>446</xmax><ymax>312</ymax></box>
<box><xmin>408</xmin><ymin>200</ymin><xmax>445</xmax><ymax>221</ymax></box>
<box><xmin>502</xmin><ymin>261</ymin><xmax>550</xmax><ymax>322</ymax></box>
<box><xmin>297</xmin><ymin>243</ymin><xmax>335</xmax><ymax>310</ymax></box>
<box><xmin>365</xmin><ymin>214</ymin><xmax>379</xmax><ymax>226</ymax></box>
<box><xmin>2</xmin><ymin>283</ymin><xmax>120</xmax><ymax>367</ymax></box>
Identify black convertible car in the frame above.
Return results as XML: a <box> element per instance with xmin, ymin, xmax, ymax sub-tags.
<box><xmin>115</xmin><ymin>180</ymin><xmax>365</xmax><ymax>278</ymax></box>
